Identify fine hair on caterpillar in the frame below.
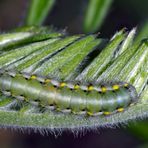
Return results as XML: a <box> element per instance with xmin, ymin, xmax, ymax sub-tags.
<box><xmin>0</xmin><ymin>69</ymin><xmax>139</xmax><ymax>117</ymax></box>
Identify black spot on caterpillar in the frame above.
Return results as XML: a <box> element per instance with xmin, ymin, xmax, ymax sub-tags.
<box><xmin>0</xmin><ymin>70</ymin><xmax>138</xmax><ymax>116</ymax></box>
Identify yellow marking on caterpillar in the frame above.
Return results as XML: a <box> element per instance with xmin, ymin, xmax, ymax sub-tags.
<box><xmin>124</xmin><ymin>83</ymin><xmax>128</xmax><ymax>87</ymax></box>
<box><xmin>117</xmin><ymin>108</ymin><xmax>124</xmax><ymax>112</ymax></box>
<box><xmin>113</xmin><ymin>85</ymin><xmax>119</xmax><ymax>90</ymax></box>
<box><xmin>74</xmin><ymin>85</ymin><xmax>80</xmax><ymax>89</ymax></box>
<box><xmin>56</xmin><ymin>107</ymin><xmax>61</xmax><ymax>112</ymax></box>
<box><xmin>30</xmin><ymin>75</ymin><xmax>37</xmax><ymax>80</ymax></box>
<box><xmin>101</xmin><ymin>87</ymin><xmax>107</xmax><ymax>93</ymax></box>
<box><xmin>87</xmin><ymin>111</ymin><xmax>93</xmax><ymax>116</ymax></box>
<box><xmin>88</xmin><ymin>86</ymin><xmax>94</xmax><ymax>91</ymax></box>
<box><xmin>103</xmin><ymin>112</ymin><xmax>111</xmax><ymax>115</ymax></box>
<box><xmin>60</xmin><ymin>82</ymin><xmax>67</xmax><ymax>87</ymax></box>
<box><xmin>45</xmin><ymin>79</ymin><xmax>51</xmax><ymax>83</ymax></box>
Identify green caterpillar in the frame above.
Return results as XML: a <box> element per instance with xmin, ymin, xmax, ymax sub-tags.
<box><xmin>0</xmin><ymin>70</ymin><xmax>138</xmax><ymax>116</ymax></box>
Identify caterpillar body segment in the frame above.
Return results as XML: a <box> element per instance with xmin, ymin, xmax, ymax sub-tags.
<box><xmin>0</xmin><ymin>70</ymin><xmax>138</xmax><ymax>116</ymax></box>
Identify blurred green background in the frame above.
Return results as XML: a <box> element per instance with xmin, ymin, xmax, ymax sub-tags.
<box><xmin>0</xmin><ymin>0</ymin><xmax>148</xmax><ymax>148</ymax></box>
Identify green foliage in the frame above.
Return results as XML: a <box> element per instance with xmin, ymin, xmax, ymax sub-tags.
<box><xmin>0</xmin><ymin>0</ymin><xmax>147</xmax><ymax>141</ymax></box>
<box><xmin>0</xmin><ymin>26</ymin><xmax>147</xmax><ymax>130</ymax></box>
<box><xmin>84</xmin><ymin>0</ymin><xmax>113</xmax><ymax>33</ymax></box>
<box><xmin>135</xmin><ymin>21</ymin><xmax>148</xmax><ymax>44</ymax></box>
<box><xmin>77</xmin><ymin>29</ymin><xmax>126</xmax><ymax>80</ymax></box>
<box><xmin>128</xmin><ymin>121</ymin><xmax>148</xmax><ymax>141</ymax></box>
<box><xmin>25</xmin><ymin>0</ymin><xmax>55</xmax><ymax>26</ymax></box>
<box><xmin>0</xmin><ymin>26</ymin><xmax>62</xmax><ymax>51</ymax></box>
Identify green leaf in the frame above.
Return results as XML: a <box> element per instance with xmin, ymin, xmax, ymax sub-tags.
<box><xmin>25</xmin><ymin>0</ymin><xmax>56</xmax><ymax>26</ymax></box>
<box><xmin>118</xmin><ymin>41</ymin><xmax>148</xmax><ymax>86</ymax></box>
<box><xmin>22</xmin><ymin>36</ymin><xmax>80</xmax><ymax>75</ymax></box>
<box><xmin>16</xmin><ymin>36</ymin><xmax>81</xmax><ymax>73</ymax></box>
<box><xmin>77</xmin><ymin>29</ymin><xmax>126</xmax><ymax>80</ymax></box>
<box><xmin>118</xmin><ymin>28</ymin><xmax>136</xmax><ymax>55</ymax></box>
<box><xmin>135</xmin><ymin>21</ymin><xmax>148</xmax><ymax>44</ymax></box>
<box><xmin>128</xmin><ymin>120</ymin><xmax>148</xmax><ymax>141</ymax></box>
<box><xmin>0</xmin><ymin>38</ymin><xmax>59</xmax><ymax>68</ymax></box>
<box><xmin>84</xmin><ymin>0</ymin><xmax>112</xmax><ymax>33</ymax></box>
<box><xmin>0</xmin><ymin>27</ymin><xmax>147</xmax><ymax>131</ymax></box>
<box><xmin>97</xmin><ymin>43</ymin><xmax>140</xmax><ymax>81</ymax></box>
<box><xmin>33</xmin><ymin>35</ymin><xmax>97</xmax><ymax>77</ymax></box>
<box><xmin>0</xmin><ymin>26</ymin><xmax>62</xmax><ymax>51</ymax></box>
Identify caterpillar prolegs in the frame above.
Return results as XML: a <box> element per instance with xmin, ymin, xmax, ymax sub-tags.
<box><xmin>0</xmin><ymin>70</ymin><xmax>138</xmax><ymax>116</ymax></box>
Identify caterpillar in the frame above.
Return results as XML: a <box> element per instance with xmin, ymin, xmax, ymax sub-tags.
<box><xmin>0</xmin><ymin>70</ymin><xmax>138</xmax><ymax>116</ymax></box>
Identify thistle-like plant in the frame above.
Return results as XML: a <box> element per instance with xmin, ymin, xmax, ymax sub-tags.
<box><xmin>0</xmin><ymin>0</ymin><xmax>147</xmax><ymax>133</ymax></box>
